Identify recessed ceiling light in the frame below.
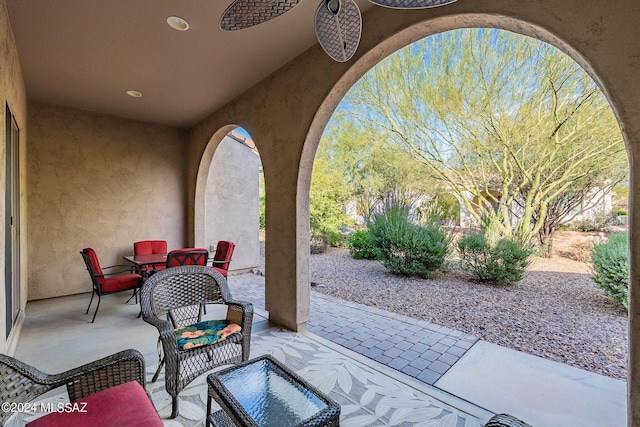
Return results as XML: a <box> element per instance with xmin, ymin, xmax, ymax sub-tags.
<box><xmin>167</xmin><ymin>16</ymin><xmax>190</xmax><ymax>31</ymax></box>
<box><xmin>126</xmin><ymin>90</ymin><xmax>142</xmax><ymax>98</ymax></box>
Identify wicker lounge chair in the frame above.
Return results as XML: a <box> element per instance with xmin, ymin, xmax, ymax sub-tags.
<box><xmin>0</xmin><ymin>349</ymin><xmax>161</xmax><ymax>426</ymax></box>
<box><xmin>141</xmin><ymin>265</ymin><xmax>253</xmax><ymax>419</ymax></box>
<box><xmin>485</xmin><ymin>413</ymin><xmax>533</xmax><ymax>426</ymax></box>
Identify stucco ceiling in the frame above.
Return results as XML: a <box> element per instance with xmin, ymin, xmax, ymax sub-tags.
<box><xmin>6</xmin><ymin>0</ymin><xmax>372</xmax><ymax>129</ymax></box>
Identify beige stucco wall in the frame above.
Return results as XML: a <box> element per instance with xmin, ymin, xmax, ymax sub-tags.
<box><xmin>0</xmin><ymin>0</ymin><xmax>28</xmax><ymax>353</ymax></box>
<box><xmin>3</xmin><ymin>0</ymin><xmax>640</xmax><ymax>423</ymax></box>
<box><xmin>204</xmin><ymin>134</ymin><xmax>260</xmax><ymax>272</ymax></box>
<box><xmin>188</xmin><ymin>0</ymin><xmax>640</xmax><ymax>329</ymax></box>
<box><xmin>186</xmin><ymin>1</ymin><xmax>640</xmax><ymax>423</ymax></box>
<box><xmin>26</xmin><ymin>101</ymin><xmax>187</xmax><ymax>300</ymax></box>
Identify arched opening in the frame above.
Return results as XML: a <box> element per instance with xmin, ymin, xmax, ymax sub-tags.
<box><xmin>195</xmin><ymin>126</ymin><xmax>262</xmax><ymax>274</ymax></box>
<box><xmin>298</xmin><ymin>18</ymin><xmax>629</xmax><ymax>426</ymax></box>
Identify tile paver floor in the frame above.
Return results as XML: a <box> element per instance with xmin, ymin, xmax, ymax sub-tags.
<box><xmin>228</xmin><ymin>272</ymin><xmax>628</xmax><ymax>426</ymax></box>
<box><xmin>229</xmin><ymin>273</ymin><xmax>479</xmax><ymax>385</ymax></box>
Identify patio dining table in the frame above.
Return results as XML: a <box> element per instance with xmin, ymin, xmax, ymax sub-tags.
<box><xmin>123</xmin><ymin>253</ymin><xmax>167</xmax><ymax>275</ymax></box>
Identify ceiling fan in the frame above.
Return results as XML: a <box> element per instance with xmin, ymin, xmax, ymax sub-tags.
<box><xmin>220</xmin><ymin>0</ymin><xmax>458</xmax><ymax>62</ymax></box>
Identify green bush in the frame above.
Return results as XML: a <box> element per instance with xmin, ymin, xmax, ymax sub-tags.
<box><xmin>346</xmin><ymin>229</ymin><xmax>379</xmax><ymax>260</ymax></box>
<box><xmin>368</xmin><ymin>208</ymin><xmax>450</xmax><ymax>278</ymax></box>
<box><xmin>615</xmin><ymin>207</ymin><xmax>628</xmax><ymax>216</ymax></box>
<box><xmin>591</xmin><ymin>232</ymin><xmax>629</xmax><ymax>309</ymax></box>
<box><xmin>259</xmin><ymin>194</ymin><xmax>266</xmax><ymax>230</ymax></box>
<box><xmin>458</xmin><ymin>232</ymin><xmax>532</xmax><ymax>285</ymax></box>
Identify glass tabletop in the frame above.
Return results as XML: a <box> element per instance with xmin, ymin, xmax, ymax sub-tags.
<box><xmin>216</xmin><ymin>358</ymin><xmax>328</xmax><ymax>427</ymax></box>
<box><xmin>123</xmin><ymin>253</ymin><xmax>167</xmax><ymax>266</ymax></box>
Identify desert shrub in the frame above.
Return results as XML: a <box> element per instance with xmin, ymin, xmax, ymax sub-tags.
<box><xmin>310</xmin><ymin>235</ymin><xmax>328</xmax><ymax>254</ymax></box>
<box><xmin>417</xmin><ymin>193</ymin><xmax>460</xmax><ymax>225</ymax></box>
<box><xmin>571</xmin><ymin>241</ymin><xmax>594</xmax><ymax>263</ymax></box>
<box><xmin>259</xmin><ymin>194</ymin><xmax>266</xmax><ymax>230</ymax></box>
<box><xmin>346</xmin><ymin>229</ymin><xmax>379</xmax><ymax>260</ymax></box>
<box><xmin>328</xmin><ymin>231</ymin><xmax>346</xmax><ymax>247</ymax></box>
<box><xmin>591</xmin><ymin>232</ymin><xmax>629</xmax><ymax>309</ymax></box>
<box><xmin>458</xmin><ymin>232</ymin><xmax>532</xmax><ymax>285</ymax></box>
<box><xmin>310</xmin><ymin>157</ymin><xmax>351</xmax><ymax>248</ymax></box>
<box><xmin>615</xmin><ymin>207</ymin><xmax>628</xmax><ymax>216</ymax></box>
<box><xmin>368</xmin><ymin>208</ymin><xmax>450</xmax><ymax>278</ymax></box>
<box><xmin>571</xmin><ymin>210</ymin><xmax>616</xmax><ymax>233</ymax></box>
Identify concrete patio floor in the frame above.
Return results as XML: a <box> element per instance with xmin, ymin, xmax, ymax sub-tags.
<box><xmin>11</xmin><ymin>272</ymin><xmax>627</xmax><ymax>426</ymax></box>
<box><xmin>12</xmin><ymin>291</ymin><xmax>491</xmax><ymax>426</ymax></box>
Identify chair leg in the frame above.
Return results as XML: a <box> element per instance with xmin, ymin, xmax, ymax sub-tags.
<box><xmin>151</xmin><ymin>357</ymin><xmax>165</xmax><ymax>382</ymax></box>
<box><xmin>170</xmin><ymin>396</ymin><xmax>179</xmax><ymax>419</ymax></box>
<box><xmin>85</xmin><ymin>290</ymin><xmax>95</xmax><ymax>314</ymax></box>
<box><xmin>90</xmin><ymin>294</ymin><xmax>101</xmax><ymax>323</ymax></box>
<box><xmin>125</xmin><ymin>288</ymin><xmax>137</xmax><ymax>303</ymax></box>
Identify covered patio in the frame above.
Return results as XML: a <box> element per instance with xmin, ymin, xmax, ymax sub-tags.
<box><xmin>1</xmin><ymin>0</ymin><xmax>639</xmax><ymax>425</ymax></box>
<box><xmin>11</xmin><ymin>273</ymin><xmax>626</xmax><ymax>426</ymax></box>
<box><xmin>12</xmin><ymin>282</ymin><xmax>492</xmax><ymax>427</ymax></box>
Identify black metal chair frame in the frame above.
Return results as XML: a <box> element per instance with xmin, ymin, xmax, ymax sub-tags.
<box><xmin>165</xmin><ymin>249</ymin><xmax>209</xmax><ymax>267</ymax></box>
<box><xmin>141</xmin><ymin>265</ymin><xmax>253</xmax><ymax>419</ymax></box>
<box><xmin>80</xmin><ymin>250</ymin><xmax>143</xmax><ymax>323</ymax></box>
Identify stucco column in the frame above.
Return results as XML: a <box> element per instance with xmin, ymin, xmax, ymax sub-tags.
<box><xmin>629</xmin><ymin>145</ymin><xmax>640</xmax><ymax>426</ymax></box>
<box><xmin>263</xmin><ymin>160</ymin><xmax>310</xmax><ymax>332</ymax></box>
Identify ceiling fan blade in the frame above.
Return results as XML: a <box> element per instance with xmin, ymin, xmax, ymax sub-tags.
<box><xmin>368</xmin><ymin>0</ymin><xmax>457</xmax><ymax>8</ymax></box>
<box><xmin>220</xmin><ymin>0</ymin><xmax>303</xmax><ymax>31</ymax></box>
<box><xmin>315</xmin><ymin>0</ymin><xmax>362</xmax><ymax>62</ymax></box>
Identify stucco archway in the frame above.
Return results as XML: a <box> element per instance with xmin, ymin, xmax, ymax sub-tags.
<box><xmin>298</xmin><ymin>10</ymin><xmax>637</xmax><ymax>424</ymax></box>
<box><xmin>195</xmin><ymin>125</ymin><xmax>236</xmax><ymax>246</ymax></box>
<box><xmin>194</xmin><ymin>126</ymin><xmax>261</xmax><ymax>274</ymax></box>
<box><xmin>187</xmin><ymin>4</ymin><xmax>639</xmax><ymax>422</ymax></box>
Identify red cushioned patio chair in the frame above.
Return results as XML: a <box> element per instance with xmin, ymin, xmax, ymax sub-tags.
<box><xmin>165</xmin><ymin>247</ymin><xmax>209</xmax><ymax>267</ymax></box>
<box><xmin>134</xmin><ymin>240</ymin><xmax>168</xmax><ymax>275</ymax></box>
<box><xmin>209</xmin><ymin>240</ymin><xmax>235</xmax><ymax>277</ymax></box>
<box><xmin>80</xmin><ymin>248</ymin><xmax>144</xmax><ymax>323</ymax></box>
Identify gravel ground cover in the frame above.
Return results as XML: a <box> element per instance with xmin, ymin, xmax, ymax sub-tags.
<box><xmin>308</xmin><ymin>243</ymin><xmax>628</xmax><ymax>380</ymax></box>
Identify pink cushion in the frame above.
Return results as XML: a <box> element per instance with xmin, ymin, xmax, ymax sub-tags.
<box><xmin>27</xmin><ymin>381</ymin><xmax>162</xmax><ymax>427</ymax></box>
<box><xmin>101</xmin><ymin>273</ymin><xmax>142</xmax><ymax>293</ymax></box>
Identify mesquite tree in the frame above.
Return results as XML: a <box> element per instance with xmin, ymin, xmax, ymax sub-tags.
<box><xmin>342</xmin><ymin>28</ymin><xmax>627</xmax><ymax>247</ymax></box>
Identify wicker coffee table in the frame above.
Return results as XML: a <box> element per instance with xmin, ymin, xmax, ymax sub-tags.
<box><xmin>206</xmin><ymin>355</ymin><xmax>340</xmax><ymax>427</ymax></box>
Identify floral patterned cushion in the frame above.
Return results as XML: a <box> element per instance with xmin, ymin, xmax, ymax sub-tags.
<box><xmin>175</xmin><ymin>320</ymin><xmax>242</xmax><ymax>351</ymax></box>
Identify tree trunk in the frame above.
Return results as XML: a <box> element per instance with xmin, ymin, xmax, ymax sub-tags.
<box><xmin>538</xmin><ymin>227</ymin><xmax>555</xmax><ymax>258</ymax></box>
<box><xmin>545</xmin><ymin>232</ymin><xmax>554</xmax><ymax>258</ymax></box>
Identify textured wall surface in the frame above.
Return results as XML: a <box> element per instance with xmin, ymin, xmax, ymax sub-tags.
<box><xmin>205</xmin><ymin>135</ymin><xmax>260</xmax><ymax>272</ymax></box>
<box><xmin>5</xmin><ymin>0</ymin><xmax>640</xmax><ymax>423</ymax></box>
<box><xmin>185</xmin><ymin>7</ymin><xmax>640</xmax><ymax>421</ymax></box>
<box><xmin>0</xmin><ymin>0</ymin><xmax>27</xmax><ymax>353</ymax></box>
<box><xmin>26</xmin><ymin>102</ymin><xmax>186</xmax><ymax>300</ymax></box>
